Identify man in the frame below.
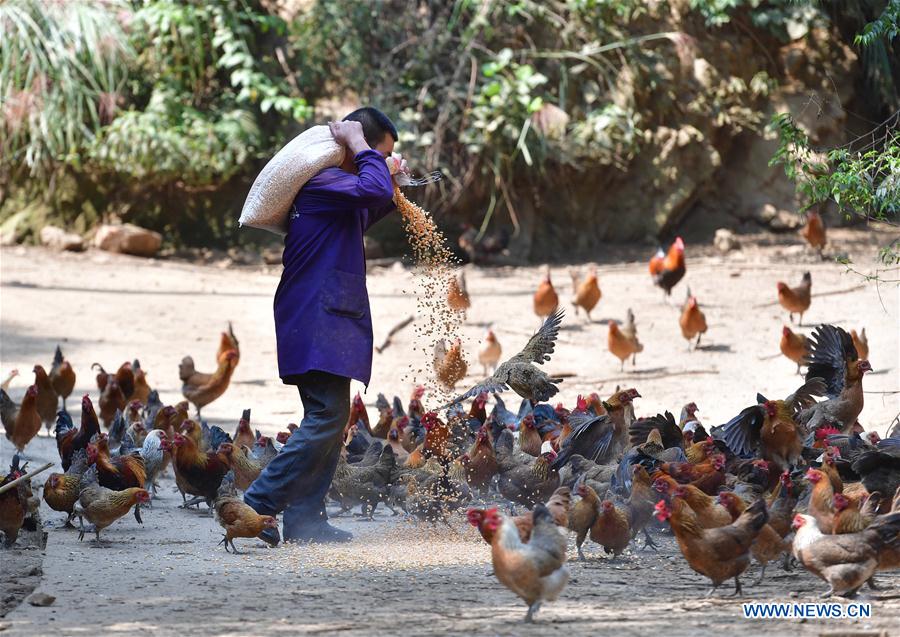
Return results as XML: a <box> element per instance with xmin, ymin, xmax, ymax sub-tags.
<box><xmin>244</xmin><ymin>107</ymin><xmax>399</xmax><ymax>544</ymax></box>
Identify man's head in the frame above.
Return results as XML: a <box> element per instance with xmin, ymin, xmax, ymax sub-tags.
<box><xmin>342</xmin><ymin>107</ymin><xmax>397</xmax><ymax>156</ymax></box>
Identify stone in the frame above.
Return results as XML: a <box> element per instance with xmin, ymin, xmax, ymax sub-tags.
<box><xmin>0</xmin><ymin>211</ymin><xmax>27</xmax><ymax>246</ymax></box>
<box><xmin>94</xmin><ymin>223</ymin><xmax>162</xmax><ymax>257</ymax></box>
<box><xmin>39</xmin><ymin>226</ymin><xmax>84</xmax><ymax>252</ymax></box>
<box><xmin>713</xmin><ymin>228</ymin><xmax>740</xmax><ymax>252</ymax></box>
<box><xmin>25</xmin><ymin>592</ymin><xmax>55</xmax><ymax>607</ymax></box>
<box><xmin>757</xmin><ymin>203</ymin><xmax>777</xmax><ymax>223</ymax></box>
<box><xmin>769</xmin><ymin>210</ymin><xmax>802</xmax><ymax>231</ymax></box>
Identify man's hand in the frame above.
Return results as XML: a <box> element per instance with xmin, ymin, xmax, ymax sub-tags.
<box><xmin>328</xmin><ymin>121</ymin><xmax>369</xmax><ymax>156</ymax></box>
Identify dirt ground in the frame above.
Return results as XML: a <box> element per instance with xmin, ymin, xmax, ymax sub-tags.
<box><xmin>1</xmin><ymin>228</ymin><xmax>899</xmax><ymax>636</ymax></box>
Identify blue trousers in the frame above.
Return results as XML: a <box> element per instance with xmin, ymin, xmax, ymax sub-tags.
<box><xmin>244</xmin><ymin>370</ymin><xmax>350</xmax><ymax>536</ymax></box>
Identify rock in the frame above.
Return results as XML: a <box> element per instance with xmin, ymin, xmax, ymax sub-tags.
<box><xmin>713</xmin><ymin>228</ymin><xmax>740</xmax><ymax>252</ymax></box>
<box><xmin>94</xmin><ymin>223</ymin><xmax>162</xmax><ymax>257</ymax></box>
<box><xmin>39</xmin><ymin>226</ymin><xmax>84</xmax><ymax>252</ymax></box>
<box><xmin>25</xmin><ymin>592</ymin><xmax>55</xmax><ymax>607</ymax></box>
<box><xmin>757</xmin><ymin>203</ymin><xmax>778</xmax><ymax>223</ymax></box>
<box><xmin>0</xmin><ymin>211</ymin><xmax>28</xmax><ymax>246</ymax></box>
<box><xmin>769</xmin><ymin>210</ymin><xmax>802</xmax><ymax>231</ymax></box>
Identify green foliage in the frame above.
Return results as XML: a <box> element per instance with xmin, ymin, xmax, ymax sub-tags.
<box><xmin>855</xmin><ymin>0</ymin><xmax>900</xmax><ymax>46</ymax></box>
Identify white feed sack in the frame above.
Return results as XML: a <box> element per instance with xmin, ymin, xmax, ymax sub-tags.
<box><xmin>239</xmin><ymin>125</ymin><xmax>345</xmax><ymax>235</ymax></box>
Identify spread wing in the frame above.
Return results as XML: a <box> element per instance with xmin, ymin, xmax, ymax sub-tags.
<box><xmin>442</xmin><ymin>376</ymin><xmax>510</xmax><ymax>408</ymax></box>
<box><xmin>629</xmin><ymin>411</ymin><xmax>682</xmax><ymax>449</ymax></box>
<box><xmin>510</xmin><ymin>308</ymin><xmax>564</xmax><ymax>365</ymax></box>
<box><xmin>784</xmin><ymin>377</ymin><xmax>827</xmax><ymax>413</ymax></box>
<box><xmin>714</xmin><ymin>405</ymin><xmax>765</xmax><ymax>457</ymax></box>
<box><xmin>804</xmin><ymin>324</ymin><xmax>857</xmax><ymax>398</ymax></box>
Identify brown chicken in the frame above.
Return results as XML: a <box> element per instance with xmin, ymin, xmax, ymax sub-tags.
<box><xmin>347</xmin><ymin>393</ymin><xmax>372</xmax><ymax>435</ymax></box>
<box><xmin>1</xmin><ymin>386</ymin><xmax>41</xmax><ymax>453</ymax></box>
<box><xmin>74</xmin><ymin>467</ymin><xmax>150</xmax><ymax>542</ymax></box>
<box><xmin>216</xmin><ymin>442</ymin><xmax>262</xmax><ymax>492</ymax></box>
<box><xmin>32</xmin><ymin>365</ymin><xmax>58</xmax><ymax>436</ymax></box>
<box><xmin>483</xmin><ymin>505</ymin><xmax>570</xmax><ymax>622</ymax></box>
<box><xmin>590</xmin><ymin>500</ymin><xmax>631</xmax><ymax>556</ymax></box>
<box><xmin>478</xmin><ymin>329</ymin><xmax>502</xmax><ymax>376</ymax></box>
<box><xmin>421</xmin><ymin>411</ymin><xmax>452</xmax><ymax>461</ymax></box>
<box><xmin>131</xmin><ymin>360</ymin><xmax>151</xmax><ymax>404</ymax></box>
<box><xmin>433</xmin><ymin>339</ymin><xmax>467</xmax><ymax>390</ymax></box>
<box><xmin>467</xmin><ymin>486</ymin><xmax>571</xmax><ymax>545</ymax></box>
<box><xmin>569</xmin><ymin>482</ymin><xmax>601</xmax><ymax>560</ymax></box>
<box><xmin>780</xmin><ymin>326</ymin><xmax>808</xmax><ymax>374</ymax></box>
<box><xmin>49</xmin><ymin>346</ymin><xmax>76</xmax><ymax>409</ymax></box>
<box><xmin>656</xmin><ymin>493</ymin><xmax>768</xmax><ymax>595</ymax></box>
<box><xmin>179</xmin><ymin>324</ymin><xmax>239</xmax><ymax>392</ymax></box>
<box><xmin>465</xmin><ymin>427</ymin><xmax>498</xmax><ymax>491</ymax></box>
<box><xmin>806</xmin><ymin>468</ymin><xmax>836</xmax><ymax>534</ymax></box>
<box><xmin>447</xmin><ymin>269</ymin><xmax>471</xmax><ymax>312</ymax></box>
<box><xmin>172</xmin><ymin>431</ymin><xmax>230</xmax><ymax>506</ymax></box>
<box><xmin>831</xmin><ymin>493</ymin><xmax>873</xmax><ymax>535</ymax></box>
<box><xmin>677</xmin><ymin>484</ymin><xmax>733</xmax><ymax>529</ymax></box>
<box><xmin>233</xmin><ymin>409</ymin><xmax>255</xmax><ymax>450</ymax></box>
<box><xmin>87</xmin><ymin>433</ymin><xmax>146</xmax><ymax>491</ymax></box>
<box><xmin>0</xmin><ymin>458</ymin><xmax>28</xmax><ymax>546</ymax></box>
<box><xmin>214</xmin><ymin>482</ymin><xmax>276</xmax><ymax>553</ymax></box>
<box><xmin>800</xmin><ymin>210</ymin><xmax>826</xmax><ymax>253</ymax></box>
<box><xmin>572</xmin><ymin>266</ymin><xmax>601</xmax><ymax>321</ymax></box>
<box><xmin>93</xmin><ymin>362</ymin><xmax>135</xmax><ymax>400</ymax></box>
<box><xmin>777</xmin><ymin>272</ymin><xmax>811</xmax><ymax>325</ymax></box>
<box><xmin>181</xmin><ymin>350</ymin><xmax>239</xmax><ymax>417</ymax></box>
<box><xmin>533</xmin><ymin>265</ymin><xmax>559</xmax><ymax>319</ymax></box>
<box><xmin>850</xmin><ymin>327</ymin><xmax>868</xmax><ymax>361</ymax></box>
<box><xmin>679</xmin><ymin>292</ymin><xmax>707</xmax><ymax>350</ymax></box>
<box><xmin>649</xmin><ymin>236</ymin><xmax>686</xmax><ymax>298</ymax></box>
<box><xmin>98</xmin><ymin>378</ymin><xmax>126</xmax><ymax>429</ymax></box>
<box><xmin>518</xmin><ymin>414</ymin><xmax>543</xmax><ymax>457</ymax></box>
<box><xmin>717</xmin><ymin>491</ymin><xmax>790</xmax><ymax>584</ymax></box>
<box><xmin>608</xmin><ymin>310</ymin><xmax>643</xmax><ymax>371</ymax></box>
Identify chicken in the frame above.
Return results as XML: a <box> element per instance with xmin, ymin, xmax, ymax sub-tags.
<box><xmin>87</xmin><ymin>433</ymin><xmax>147</xmax><ymax>491</ymax></box>
<box><xmin>447</xmin><ymin>269</ymin><xmax>471</xmax><ymax>312</ymax></box>
<box><xmin>31</xmin><ymin>365</ymin><xmax>58</xmax><ymax>436</ymax></box>
<box><xmin>179</xmin><ymin>324</ymin><xmax>241</xmax><ymax>388</ymax></box>
<box><xmin>48</xmin><ymin>346</ymin><xmax>76</xmax><ymax>409</ymax></box>
<box><xmin>0</xmin><ymin>456</ymin><xmax>28</xmax><ymax>546</ymax></box>
<box><xmin>533</xmin><ymin>265</ymin><xmax>559</xmax><ymax>319</ymax></box>
<box><xmin>74</xmin><ymin>467</ymin><xmax>150</xmax><ymax>542</ymax></box>
<box><xmin>140</xmin><ymin>430</ymin><xmax>169</xmax><ymax>495</ymax></box>
<box><xmin>1</xmin><ymin>386</ymin><xmax>41</xmax><ymax>453</ymax></box>
<box><xmin>464</xmin><ymin>427</ymin><xmax>498</xmax><ymax>491</ymax></box>
<box><xmin>329</xmin><ymin>446</ymin><xmax>395</xmax><ymax>518</ymax></box>
<box><xmin>649</xmin><ymin>236</ymin><xmax>686</xmax><ymax>298</ymax></box>
<box><xmin>677</xmin><ymin>484</ymin><xmax>733</xmax><ymax>529</ymax></box>
<box><xmin>468</xmin><ymin>486</ymin><xmax>571</xmax><ymax>544</ymax></box>
<box><xmin>851</xmin><ymin>449</ymin><xmax>900</xmax><ymax>511</ymax></box>
<box><xmin>553</xmin><ymin>389</ymin><xmax>640</xmax><ymax>469</ymax></box>
<box><xmin>590</xmin><ymin>500</ymin><xmax>631</xmax><ymax>556</ymax></box>
<box><xmin>792</xmin><ymin>512</ymin><xmax>900</xmax><ymax>597</ymax></box>
<box><xmin>518</xmin><ymin>414</ymin><xmax>543</xmax><ymax>457</ymax></box>
<box><xmin>806</xmin><ymin>468</ymin><xmax>836</xmax><ymax>534</ymax></box>
<box><xmin>216</xmin><ymin>442</ymin><xmax>263</xmax><ymax>492</ymax></box>
<box><xmin>799</xmin><ymin>324</ymin><xmax>871</xmax><ymax>433</ymax></box>
<box><xmin>777</xmin><ymin>272</ymin><xmax>811</xmax><ymax>324</ymax></box>
<box><xmin>850</xmin><ymin>327</ymin><xmax>868</xmax><ymax>361</ymax></box>
<box><xmin>656</xmin><ymin>494</ymin><xmax>768</xmax><ymax>595</ymax></box>
<box><xmin>421</xmin><ymin>411</ymin><xmax>452</xmax><ymax>461</ymax></box>
<box><xmin>93</xmin><ymin>361</ymin><xmax>135</xmax><ymax>400</ymax></box>
<box><xmin>608</xmin><ymin>310</ymin><xmax>643</xmax><ymax>371</ymax></box>
<box><xmin>832</xmin><ymin>492</ymin><xmax>874</xmax><ymax>534</ymax></box>
<box><xmin>213</xmin><ymin>478</ymin><xmax>277</xmax><ymax>553</ymax></box>
<box><xmin>679</xmin><ymin>292</ymin><xmax>707</xmax><ymax>350</ymax></box>
<box><xmin>800</xmin><ymin>210</ymin><xmax>826</xmax><ymax>253</ymax></box>
<box><xmin>448</xmin><ymin>309</ymin><xmax>564</xmax><ymax>405</ymax></box>
<box><xmin>767</xmin><ymin>470</ymin><xmax>799</xmax><ymax>538</ymax></box>
<box><xmin>572</xmin><ymin>266</ymin><xmax>601</xmax><ymax>321</ymax></box>
<box><xmin>56</xmin><ymin>396</ymin><xmax>101</xmax><ymax>471</ymax></box>
<box><xmin>717</xmin><ymin>491</ymin><xmax>790</xmax><ymax>584</ymax></box>
<box><xmin>625</xmin><ymin>465</ymin><xmax>660</xmax><ymax>548</ymax></box>
<box><xmin>718</xmin><ymin>377</ymin><xmax>824</xmax><ymax>468</ymax></box>
<box><xmin>498</xmin><ymin>442</ymin><xmax>560</xmax><ymax>507</ymax></box>
<box><xmin>98</xmin><ymin>378</ymin><xmax>126</xmax><ymax>429</ymax></box>
<box><xmin>484</xmin><ymin>504</ymin><xmax>569</xmax><ymax>622</ymax></box>
<box><xmin>181</xmin><ymin>350</ymin><xmax>239</xmax><ymax>417</ymax></box>
<box><xmin>218</xmin><ymin>322</ymin><xmax>240</xmax><ymax>364</ymax></box>
<box><xmin>43</xmin><ymin>450</ymin><xmax>90</xmax><ymax>526</ymax></box>
<box><xmin>1</xmin><ymin>369</ymin><xmax>18</xmax><ymax>392</ymax></box>
<box><xmin>171</xmin><ymin>431</ymin><xmax>230</xmax><ymax>507</ymax></box>
<box><xmin>130</xmin><ymin>359</ymin><xmax>151</xmax><ymax>404</ymax></box>
<box><xmin>569</xmin><ymin>482</ymin><xmax>600</xmax><ymax>560</ymax></box>
<box><xmin>478</xmin><ymin>329</ymin><xmax>502</xmax><ymax>376</ymax></box>
<box><xmin>778</xmin><ymin>326</ymin><xmax>808</xmax><ymax>374</ymax></box>
<box><xmin>433</xmin><ymin>339</ymin><xmax>468</xmax><ymax>391</ymax></box>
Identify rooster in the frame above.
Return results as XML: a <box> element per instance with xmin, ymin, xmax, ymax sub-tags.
<box><xmin>649</xmin><ymin>236</ymin><xmax>686</xmax><ymax>299</ymax></box>
<box><xmin>777</xmin><ymin>272</ymin><xmax>812</xmax><ymax>325</ymax></box>
<box><xmin>1</xmin><ymin>386</ymin><xmax>41</xmax><ymax>452</ymax></box>
<box><xmin>48</xmin><ymin>346</ymin><xmax>76</xmax><ymax>410</ymax></box>
<box><xmin>87</xmin><ymin>433</ymin><xmax>146</xmax><ymax>491</ymax></box>
<box><xmin>56</xmin><ymin>396</ymin><xmax>101</xmax><ymax>471</ymax></box>
<box><xmin>181</xmin><ymin>350</ymin><xmax>239</xmax><ymax>417</ymax></box>
<box><xmin>171</xmin><ymin>431</ymin><xmax>230</xmax><ymax>507</ymax></box>
<box><xmin>799</xmin><ymin>324</ymin><xmax>871</xmax><ymax>433</ymax></box>
<box><xmin>483</xmin><ymin>504</ymin><xmax>570</xmax><ymax>622</ymax></box>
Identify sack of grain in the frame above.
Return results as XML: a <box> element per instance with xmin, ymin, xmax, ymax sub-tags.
<box><xmin>238</xmin><ymin>125</ymin><xmax>345</xmax><ymax>235</ymax></box>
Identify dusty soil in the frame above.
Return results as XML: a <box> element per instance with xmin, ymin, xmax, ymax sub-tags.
<box><xmin>0</xmin><ymin>228</ymin><xmax>899</xmax><ymax>635</ymax></box>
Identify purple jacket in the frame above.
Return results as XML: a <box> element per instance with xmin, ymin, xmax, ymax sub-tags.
<box><xmin>274</xmin><ymin>149</ymin><xmax>395</xmax><ymax>385</ymax></box>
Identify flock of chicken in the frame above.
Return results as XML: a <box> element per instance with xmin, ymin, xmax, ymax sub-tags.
<box><xmin>2</xmin><ymin>208</ymin><xmax>900</xmax><ymax>624</ymax></box>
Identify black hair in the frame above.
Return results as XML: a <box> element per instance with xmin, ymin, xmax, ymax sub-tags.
<box><xmin>342</xmin><ymin>107</ymin><xmax>398</xmax><ymax>147</ymax></box>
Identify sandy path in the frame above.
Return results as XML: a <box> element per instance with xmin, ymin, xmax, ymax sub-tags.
<box><xmin>1</xmin><ymin>229</ymin><xmax>899</xmax><ymax>635</ymax></box>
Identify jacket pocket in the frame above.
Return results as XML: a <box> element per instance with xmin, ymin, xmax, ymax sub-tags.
<box><xmin>320</xmin><ymin>269</ymin><xmax>368</xmax><ymax>319</ymax></box>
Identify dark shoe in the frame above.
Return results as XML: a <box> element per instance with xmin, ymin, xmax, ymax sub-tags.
<box><xmin>257</xmin><ymin>526</ymin><xmax>281</xmax><ymax>547</ymax></box>
<box><xmin>284</xmin><ymin>522</ymin><xmax>352</xmax><ymax>544</ymax></box>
